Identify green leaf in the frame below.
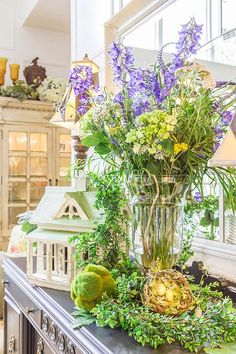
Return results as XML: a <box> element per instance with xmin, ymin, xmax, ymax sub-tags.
<box><xmin>213</xmin><ymin>217</ymin><xmax>219</xmax><ymax>227</ymax></box>
<box><xmin>81</xmin><ymin>135</ymin><xmax>100</xmax><ymax>147</ymax></box>
<box><xmin>94</xmin><ymin>143</ymin><xmax>111</xmax><ymax>155</ymax></box>
<box><xmin>82</xmin><ymin>132</ymin><xmax>107</xmax><ymax>147</ymax></box>
<box><xmin>71</xmin><ymin>316</ymin><xmax>95</xmax><ymax>328</ymax></box>
<box><xmin>159</xmin><ymin>139</ymin><xmax>174</xmax><ymax>155</ymax></box>
<box><xmin>21</xmin><ymin>221</ymin><xmax>37</xmax><ymax>234</ymax></box>
<box><xmin>200</xmin><ymin>216</ymin><xmax>211</xmax><ymax>227</ymax></box>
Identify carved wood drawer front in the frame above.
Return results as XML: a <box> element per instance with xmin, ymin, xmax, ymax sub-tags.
<box><xmin>42</xmin><ymin>312</ymin><xmax>79</xmax><ymax>354</ymax></box>
<box><xmin>6</xmin><ymin>275</ymin><xmax>42</xmax><ymax>328</ymax></box>
<box><xmin>35</xmin><ymin>334</ymin><xmax>55</xmax><ymax>354</ymax></box>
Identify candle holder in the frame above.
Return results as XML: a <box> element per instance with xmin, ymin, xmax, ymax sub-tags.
<box><xmin>0</xmin><ymin>57</ymin><xmax>8</xmax><ymax>72</ymax></box>
<box><xmin>9</xmin><ymin>64</ymin><xmax>20</xmax><ymax>84</ymax></box>
<box><xmin>0</xmin><ymin>69</ymin><xmax>5</xmax><ymax>86</ymax></box>
<box><xmin>0</xmin><ymin>57</ymin><xmax>7</xmax><ymax>86</ymax></box>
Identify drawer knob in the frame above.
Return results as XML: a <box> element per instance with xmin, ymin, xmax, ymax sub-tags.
<box><xmin>8</xmin><ymin>335</ymin><xmax>16</xmax><ymax>352</ymax></box>
<box><xmin>37</xmin><ymin>338</ymin><xmax>44</xmax><ymax>354</ymax></box>
<box><xmin>2</xmin><ymin>280</ymin><xmax>9</xmax><ymax>286</ymax></box>
<box><xmin>25</xmin><ymin>307</ymin><xmax>35</xmax><ymax>315</ymax></box>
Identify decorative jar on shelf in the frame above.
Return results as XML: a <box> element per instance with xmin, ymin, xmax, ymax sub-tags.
<box><xmin>128</xmin><ymin>174</ymin><xmax>188</xmax><ymax>270</ymax></box>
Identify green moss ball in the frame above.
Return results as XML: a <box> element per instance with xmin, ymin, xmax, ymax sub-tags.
<box><xmin>102</xmin><ymin>276</ymin><xmax>117</xmax><ymax>297</ymax></box>
<box><xmin>71</xmin><ymin>264</ymin><xmax>117</xmax><ymax>311</ymax></box>
<box><xmin>73</xmin><ymin>272</ymin><xmax>102</xmax><ymax>301</ymax></box>
<box><xmin>70</xmin><ymin>279</ymin><xmax>77</xmax><ymax>301</ymax></box>
<box><xmin>74</xmin><ymin>296</ymin><xmax>97</xmax><ymax>311</ymax></box>
<box><xmin>84</xmin><ymin>264</ymin><xmax>110</xmax><ymax>278</ymax></box>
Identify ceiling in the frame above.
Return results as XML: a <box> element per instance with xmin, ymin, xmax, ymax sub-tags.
<box><xmin>23</xmin><ymin>0</ymin><xmax>70</xmax><ymax>33</ymax></box>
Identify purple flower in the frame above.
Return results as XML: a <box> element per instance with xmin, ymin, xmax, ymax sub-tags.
<box><xmin>109</xmin><ymin>43</ymin><xmax>121</xmax><ymax>60</ymax></box>
<box><xmin>69</xmin><ymin>65</ymin><xmax>94</xmax><ymax>116</ymax></box>
<box><xmin>77</xmin><ymin>105</ymin><xmax>87</xmax><ymax>115</ymax></box>
<box><xmin>114</xmin><ymin>92</ymin><xmax>124</xmax><ymax>104</ymax></box>
<box><xmin>214</xmin><ymin>128</ymin><xmax>223</xmax><ymax>139</ymax></box>
<box><xmin>221</xmin><ymin>111</ymin><xmax>233</xmax><ymax>126</ymax></box>
<box><xmin>213</xmin><ymin>141</ymin><xmax>221</xmax><ymax>152</ymax></box>
<box><xmin>194</xmin><ymin>192</ymin><xmax>202</xmax><ymax>203</ymax></box>
<box><xmin>94</xmin><ymin>94</ymin><xmax>105</xmax><ymax>104</ymax></box>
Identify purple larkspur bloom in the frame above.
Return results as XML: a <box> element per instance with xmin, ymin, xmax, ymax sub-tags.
<box><xmin>221</xmin><ymin>111</ymin><xmax>233</xmax><ymax>126</ymax></box>
<box><xmin>109</xmin><ymin>42</ymin><xmax>121</xmax><ymax>60</ymax></box>
<box><xmin>77</xmin><ymin>105</ymin><xmax>87</xmax><ymax>115</ymax></box>
<box><xmin>94</xmin><ymin>94</ymin><xmax>105</xmax><ymax>104</ymax></box>
<box><xmin>214</xmin><ymin>128</ymin><xmax>223</xmax><ymax>139</ymax></box>
<box><xmin>194</xmin><ymin>192</ymin><xmax>202</xmax><ymax>203</ymax></box>
<box><xmin>154</xmin><ymin>18</ymin><xmax>203</xmax><ymax>100</ymax></box>
<box><xmin>213</xmin><ymin>141</ymin><xmax>221</xmax><ymax>152</ymax></box>
<box><xmin>69</xmin><ymin>65</ymin><xmax>94</xmax><ymax>116</ymax></box>
<box><xmin>114</xmin><ymin>92</ymin><xmax>124</xmax><ymax>104</ymax></box>
<box><xmin>132</xmin><ymin>95</ymin><xmax>150</xmax><ymax>116</ymax></box>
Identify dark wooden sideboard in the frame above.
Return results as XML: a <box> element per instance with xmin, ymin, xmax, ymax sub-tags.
<box><xmin>3</xmin><ymin>258</ymin><xmax>200</xmax><ymax>354</ymax></box>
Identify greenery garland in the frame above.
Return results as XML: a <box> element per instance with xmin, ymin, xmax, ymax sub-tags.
<box><xmin>72</xmin><ymin>261</ymin><xmax>236</xmax><ymax>353</ymax></box>
<box><xmin>69</xmin><ymin>171</ymin><xmax>130</xmax><ymax>269</ymax></box>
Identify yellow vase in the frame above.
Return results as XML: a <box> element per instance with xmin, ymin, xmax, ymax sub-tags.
<box><xmin>0</xmin><ymin>57</ymin><xmax>8</xmax><ymax>72</ymax></box>
<box><xmin>9</xmin><ymin>63</ymin><xmax>20</xmax><ymax>83</ymax></box>
<box><xmin>0</xmin><ymin>69</ymin><xmax>5</xmax><ymax>86</ymax></box>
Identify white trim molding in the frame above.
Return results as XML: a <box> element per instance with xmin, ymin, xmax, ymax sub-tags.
<box><xmin>192</xmin><ymin>237</ymin><xmax>236</xmax><ymax>282</ymax></box>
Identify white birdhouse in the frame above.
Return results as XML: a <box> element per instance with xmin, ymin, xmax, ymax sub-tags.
<box><xmin>26</xmin><ymin>178</ymin><xmax>99</xmax><ymax>291</ymax></box>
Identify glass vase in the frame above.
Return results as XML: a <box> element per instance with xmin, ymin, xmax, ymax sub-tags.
<box><xmin>128</xmin><ymin>175</ymin><xmax>188</xmax><ymax>270</ymax></box>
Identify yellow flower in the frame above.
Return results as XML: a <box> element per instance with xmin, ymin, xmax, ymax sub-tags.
<box><xmin>148</xmin><ymin>146</ymin><xmax>156</xmax><ymax>154</ymax></box>
<box><xmin>108</xmin><ymin>127</ymin><xmax>119</xmax><ymax>135</ymax></box>
<box><xmin>174</xmin><ymin>143</ymin><xmax>189</xmax><ymax>155</ymax></box>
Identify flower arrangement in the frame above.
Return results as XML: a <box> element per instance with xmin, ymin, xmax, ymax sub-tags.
<box><xmin>69</xmin><ymin>18</ymin><xmax>236</xmax><ymax>352</ymax></box>
<box><xmin>70</xmin><ymin>18</ymin><xmax>235</xmax><ymax>197</ymax></box>
<box><xmin>37</xmin><ymin>76</ymin><xmax>67</xmax><ymax>103</ymax></box>
<box><xmin>68</xmin><ymin>17</ymin><xmax>236</xmax><ymax>270</ymax></box>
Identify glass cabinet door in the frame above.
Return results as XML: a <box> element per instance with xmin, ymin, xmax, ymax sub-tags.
<box><xmin>3</xmin><ymin>127</ymin><xmax>53</xmax><ymax>237</ymax></box>
<box><xmin>56</xmin><ymin>129</ymin><xmax>72</xmax><ymax>186</ymax></box>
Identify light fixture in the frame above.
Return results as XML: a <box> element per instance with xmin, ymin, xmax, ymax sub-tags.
<box><xmin>208</xmin><ymin>116</ymin><xmax>236</xmax><ymax>167</ymax></box>
<box><xmin>50</xmin><ymin>54</ymin><xmax>99</xmax><ymax>130</ymax></box>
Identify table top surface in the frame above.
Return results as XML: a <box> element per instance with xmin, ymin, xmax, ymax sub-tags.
<box><xmin>7</xmin><ymin>257</ymin><xmax>201</xmax><ymax>354</ymax></box>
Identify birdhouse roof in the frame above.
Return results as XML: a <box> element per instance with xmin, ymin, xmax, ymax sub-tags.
<box><xmin>30</xmin><ymin>186</ymin><xmax>100</xmax><ymax>232</ymax></box>
<box><xmin>26</xmin><ymin>229</ymin><xmax>73</xmax><ymax>243</ymax></box>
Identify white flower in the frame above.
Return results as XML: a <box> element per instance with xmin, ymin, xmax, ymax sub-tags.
<box><xmin>133</xmin><ymin>143</ymin><xmax>141</xmax><ymax>154</ymax></box>
<box><xmin>37</xmin><ymin>77</ymin><xmax>67</xmax><ymax>103</ymax></box>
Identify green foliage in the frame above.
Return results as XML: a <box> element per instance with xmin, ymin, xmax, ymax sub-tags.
<box><xmin>185</xmin><ymin>194</ymin><xmax>219</xmax><ymax>240</ymax></box>
<box><xmin>72</xmin><ymin>265</ymin><xmax>236</xmax><ymax>353</ymax></box>
<box><xmin>71</xmin><ymin>264</ymin><xmax>117</xmax><ymax>311</ymax></box>
<box><xmin>21</xmin><ymin>221</ymin><xmax>37</xmax><ymax>235</ymax></box>
<box><xmin>69</xmin><ymin>171</ymin><xmax>130</xmax><ymax>269</ymax></box>
<box><xmin>178</xmin><ymin>231</ymin><xmax>194</xmax><ymax>267</ymax></box>
<box><xmin>0</xmin><ymin>80</ymin><xmax>38</xmax><ymax>101</ymax></box>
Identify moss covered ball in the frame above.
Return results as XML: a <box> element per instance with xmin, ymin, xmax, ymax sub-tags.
<box><xmin>71</xmin><ymin>264</ymin><xmax>117</xmax><ymax>311</ymax></box>
<box><xmin>142</xmin><ymin>269</ymin><xmax>193</xmax><ymax>315</ymax></box>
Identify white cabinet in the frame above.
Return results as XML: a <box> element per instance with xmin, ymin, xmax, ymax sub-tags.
<box><xmin>0</xmin><ymin>98</ymin><xmax>71</xmax><ymax>251</ymax></box>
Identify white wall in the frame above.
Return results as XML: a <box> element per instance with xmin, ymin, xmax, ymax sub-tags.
<box><xmin>0</xmin><ymin>0</ymin><xmax>70</xmax><ymax>84</ymax></box>
<box><xmin>71</xmin><ymin>0</ymin><xmax>112</xmax><ymax>86</ymax></box>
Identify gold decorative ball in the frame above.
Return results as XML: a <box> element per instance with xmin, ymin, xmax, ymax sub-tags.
<box><xmin>142</xmin><ymin>269</ymin><xmax>193</xmax><ymax>315</ymax></box>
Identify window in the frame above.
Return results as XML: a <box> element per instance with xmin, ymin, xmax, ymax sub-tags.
<box><xmin>222</xmin><ymin>0</ymin><xmax>236</xmax><ymax>33</ymax></box>
<box><xmin>122</xmin><ymin>0</ymin><xmax>208</xmax><ymax>50</ymax></box>
<box><xmin>111</xmin><ymin>0</ymin><xmax>132</xmax><ymax>17</ymax></box>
